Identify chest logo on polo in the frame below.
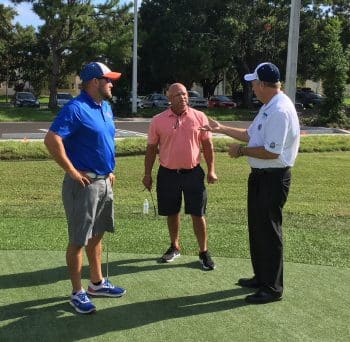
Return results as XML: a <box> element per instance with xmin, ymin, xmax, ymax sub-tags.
<box><xmin>106</xmin><ymin>111</ymin><xmax>113</xmax><ymax>119</ymax></box>
<box><xmin>270</xmin><ymin>142</ymin><xmax>276</xmax><ymax>148</ymax></box>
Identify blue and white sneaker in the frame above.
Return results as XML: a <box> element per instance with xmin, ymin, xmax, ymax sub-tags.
<box><xmin>70</xmin><ymin>290</ymin><xmax>96</xmax><ymax>314</ymax></box>
<box><xmin>87</xmin><ymin>278</ymin><xmax>126</xmax><ymax>298</ymax></box>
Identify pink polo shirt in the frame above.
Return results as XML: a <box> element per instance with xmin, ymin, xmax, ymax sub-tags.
<box><xmin>148</xmin><ymin>107</ymin><xmax>212</xmax><ymax>169</ymax></box>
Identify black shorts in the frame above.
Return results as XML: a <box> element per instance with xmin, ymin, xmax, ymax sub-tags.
<box><xmin>156</xmin><ymin>165</ymin><xmax>207</xmax><ymax>216</ymax></box>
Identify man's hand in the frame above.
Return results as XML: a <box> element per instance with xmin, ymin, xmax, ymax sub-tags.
<box><xmin>228</xmin><ymin>143</ymin><xmax>241</xmax><ymax>158</ymax></box>
<box><xmin>142</xmin><ymin>174</ymin><xmax>152</xmax><ymax>191</ymax></box>
<box><xmin>199</xmin><ymin>117</ymin><xmax>221</xmax><ymax>132</ymax></box>
<box><xmin>68</xmin><ymin>169</ymin><xmax>91</xmax><ymax>187</ymax></box>
<box><xmin>207</xmin><ymin>171</ymin><xmax>218</xmax><ymax>184</ymax></box>
<box><xmin>109</xmin><ymin>173</ymin><xmax>116</xmax><ymax>187</ymax></box>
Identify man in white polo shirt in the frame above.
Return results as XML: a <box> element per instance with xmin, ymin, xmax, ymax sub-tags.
<box><xmin>201</xmin><ymin>62</ymin><xmax>300</xmax><ymax>304</ymax></box>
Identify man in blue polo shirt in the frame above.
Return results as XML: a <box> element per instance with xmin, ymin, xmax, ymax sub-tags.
<box><xmin>44</xmin><ymin>62</ymin><xmax>126</xmax><ymax>314</ymax></box>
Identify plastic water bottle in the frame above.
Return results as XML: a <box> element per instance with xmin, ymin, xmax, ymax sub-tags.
<box><xmin>143</xmin><ymin>199</ymin><xmax>149</xmax><ymax>214</ymax></box>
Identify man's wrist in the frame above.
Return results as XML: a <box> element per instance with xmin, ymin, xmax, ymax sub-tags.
<box><xmin>238</xmin><ymin>144</ymin><xmax>246</xmax><ymax>157</ymax></box>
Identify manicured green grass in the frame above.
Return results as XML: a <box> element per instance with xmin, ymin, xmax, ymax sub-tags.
<box><xmin>1</xmin><ymin>135</ymin><xmax>350</xmax><ymax>161</ymax></box>
<box><xmin>1</xmin><ymin>250</ymin><xmax>349</xmax><ymax>341</ymax></box>
<box><xmin>0</xmin><ymin>152</ymin><xmax>349</xmax><ymax>267</ymax></box>
<box><xmin>0</xmin><ymin>152</ymin><xmax>349</xmax><ymax>341</ymax></box>
<box><xmin>0</xmin><ymin>106</ymin><xmax>57</xmax><ymax>122</ymax></box>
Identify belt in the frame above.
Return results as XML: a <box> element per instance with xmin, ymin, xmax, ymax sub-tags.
<box><xmin>85</xmin><ymin>172</ymin><xmax>109</xmax><ymax>180</ymax></box>
<box><xmin>161</xmin><ymin>164</ymin><xmax>199</xmax><ymax>174</ymax></box>
<box><xmin>251</xmin><ymin>167</ymin><xmax>290</xmax><ymax>175</ymax></box>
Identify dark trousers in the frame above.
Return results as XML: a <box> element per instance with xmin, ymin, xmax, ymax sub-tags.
<box><xmin>247</xmin><ymin>167</ymin><xmax>291</xmax><ymax>295</ymax></box>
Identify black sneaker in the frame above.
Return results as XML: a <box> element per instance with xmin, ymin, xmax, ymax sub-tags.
<box><xmin>161</xmin><ymin>245</ymin><xmax>180</xmax><ymax>263</ymax></box>
<box><xmin>237</xmin><ymin>276</ymin><xmax>261</xmax><ymax>289</ymax></box>
<box><xmin>199</xmin><ymin>251</ymin><xmax>216</xmax><ymax>270</ymax></box>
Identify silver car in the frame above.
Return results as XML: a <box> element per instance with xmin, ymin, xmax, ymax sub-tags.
<box><xmin>57</xmin><ymin>92</ymin><xmax>73</xmax><ymax>108</ymax></box>
<box><xmin>142</xmin><ymin>93</ymin><xmax>169</xmax><ymax>108</ymax></box>
<box><xmin>188</xmin><ymin>90</ymin><xmax>208</xmax><ymax>108</ymax></box>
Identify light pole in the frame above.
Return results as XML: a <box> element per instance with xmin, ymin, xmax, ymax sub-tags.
<box><xmin>131</xmin><ymin>0</ymin><xmax>138</xmax><ymax>114</ymax></box>
<box><xmin>285</xmin><ymin>0</ymin><xmax>301</xmax><ymax>103</ymax></box>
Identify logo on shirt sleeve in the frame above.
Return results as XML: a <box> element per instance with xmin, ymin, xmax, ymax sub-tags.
<box><xmin>258</xmin><ymin>124</ymin><xmax>262</xmax><ymax>130</ymax></box>
<box><xmin>270</xmin><ymin>142</ymin><xmax>276</xmax><ymax>148</ymax></box>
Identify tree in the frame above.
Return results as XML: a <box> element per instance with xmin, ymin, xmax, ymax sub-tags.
<box><xmin>11</xmin><ymin>0</ymin><xmax>133</xmax><ymax>109</ymax></box>
<box><xmin>138</xmin><ymin>0</ymin><xmax>234</xmax><ymax>96</ymax></box>
<box><xmin>138</xmin><ymin>0</ymin><xmax>293</xmax><ymax>102</ymax></box>
<box><xmin>318</xmin><ymin>18</ymin><xmax>349</xmax><ymax>125</ymax></box>
<box><xmin>0</xmin><ymin>3</ymin><xmax>17</xmax><ymax>99</ymax></box>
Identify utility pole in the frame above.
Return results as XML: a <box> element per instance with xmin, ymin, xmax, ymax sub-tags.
<box><xmin>285</xmin><ymin>0</ymin><xmax>301</xmax><ymax>103</ymax></box>
<box><xmin>131</xmin><ymin>0</ymin><xmax>138</xmax><ymax>114</ymax></box>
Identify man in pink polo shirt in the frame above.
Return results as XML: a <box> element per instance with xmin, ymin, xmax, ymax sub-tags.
<box><xmin>142</xmin><ymin>83</ymin><xmax>218</xmax><ymax>270</ymax></box>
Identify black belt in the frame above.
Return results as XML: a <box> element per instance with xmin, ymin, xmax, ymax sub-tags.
<box><xmin>160</xmin><ymin>164</ymin><xmax>200</xmax><ymax>174</ymax></box>
<box><xmin>251</xmin><ymin>167</ymin><xmax>290</xmax><ymax>175</ymax></box>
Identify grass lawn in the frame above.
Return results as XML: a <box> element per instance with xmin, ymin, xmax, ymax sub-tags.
<box><xmin>0</xmin><ymin>106</ymin><xmax>57</xmax><ymax>122</ymax></box>
<box><xmin>1</xmin><ymin>250</ymin><xmax>349</xmax><ymax>341</ymax></box>
<box><xmin>1</xmin><ymin>136</ymin><xmax>350</xmax><ymax>161</ymax></box>
<box><xmin>0</xmin><ymin>152</ymin><xmax>349</xmax><ymax>266</ymax></box>
<box><xmin>0</xmin><ymin>152</ymin><xmax>349</xmax><ymax>341</ymax></box>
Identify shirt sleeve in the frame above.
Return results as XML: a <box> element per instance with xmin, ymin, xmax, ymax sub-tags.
<box><xmin>147</xmin><ymin>117</ymin><xmax>159</xmax><ymax>145</ymax></box>
<box><xmin>198</xmin><ymin>112</ymin><xmax>212</xmax><ymax>141</ymax></box>
<box><xmin>263</xmin><ymin>111</ymin><xmax>288</xmax><ymax>154</ymax></box>
<box><xmin>49</xmin><ymin>104</ymin><xmax>81</xmax><ymax>138</ymax></box>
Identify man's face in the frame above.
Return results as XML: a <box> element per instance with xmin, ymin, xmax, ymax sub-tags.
<box><xmin>168</xmin><ymin>85</ymin><xmax>188</xmax><ymax>111</ymax></box>
<box><xmin>252</xmin><ymin>80</ymin><xmax>263</xmax><ymax>102</ymax></box>
<box><xmin>97</xmin><ymin>77</ymin><xmax>114</xmax><ymax>100</ymax></box>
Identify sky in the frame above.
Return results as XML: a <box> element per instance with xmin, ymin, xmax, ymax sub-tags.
<box><xmin>1</xmin><ymin>0</ymin><xmax>140</xmax><ymax>28</ymax></box>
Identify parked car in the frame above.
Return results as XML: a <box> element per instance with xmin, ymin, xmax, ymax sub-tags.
<box><xmin>56</xmin><ymin>92</ymin><xmax>73</xmax><ymax>108</ymax></box>
<box><xmin>231</xmin><ymin>91</ymin><xmax>262</xmax><ymax>108</ymax></box>
<box><xmin>12</xmin><ymin>92</ymin><xmax>40</xmax><ymax>108</ymax></box>
<box><xmin>231</xmin><ymin>91</ymin><xmax>244</xmax><ymax>107</ymax></box>
<box><xmin>188</xmin><ymin>90</ymin><xmax>208</xmax><ymax>108</ymax></box>
<box><xmin>296</xmin><ymin>89</ymin><xmax>324</xmax><ymax>108</ymax></box>
<box><xmin>142</xmin><ymin>93</ymin><xmax>169</xmax><ymax>108</ymax></box>
<box><xmin>208</xmin><ymin>95</ymin><xmax>237</xmax><ymax>109</ymax></box>
<box><xmin>129</xmin><ymin>94</ymin><xmax>144</xmax><ymax>108</ymax></box>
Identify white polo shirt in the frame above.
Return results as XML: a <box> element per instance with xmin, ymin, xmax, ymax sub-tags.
<box><xmin>247</xmin><ymin>92</ymin><xmax>300</xmax><ymax>168</ymax></box>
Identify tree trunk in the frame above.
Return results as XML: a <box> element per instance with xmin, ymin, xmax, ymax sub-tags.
<box><xmin>201</xmin><ymin>78</ymin><xmax>221</xmax><ymax>98</ymax></box>
<box><xmin>48</xmin><ymin>48</ymin><xmax>60</xmax><ymax>110</ymax></box>
<box><xmin>237</xmin><ymin>61</ymin><xmax>254</xmax><ymax>108</ymax></box>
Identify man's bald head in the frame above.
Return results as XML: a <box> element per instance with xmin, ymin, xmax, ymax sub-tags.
<box><xmin>167</xmin><ymin>83</ymin><xmax>188</xmax><ymax>115</ymax></box>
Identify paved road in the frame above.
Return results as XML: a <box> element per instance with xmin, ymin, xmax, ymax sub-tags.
<box><xmin>1</xmin><ymin>119</ymin><xmax>348</xmax><ymax>140</ymax></box>
<box><xmin>0</xmin><ymin>119</ymin><xmax>251</xmax><ymax>140</ymax></box>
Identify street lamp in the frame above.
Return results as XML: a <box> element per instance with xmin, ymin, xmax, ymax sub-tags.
<box><xmin>131</xmin><ymin>0</ymin><xmax>138</xmax><ymax>114</ymax></box>
<box><xmin>285</xmin><ymin>0</ymin><xmax>301</xmax><ymax>103</ymax></box>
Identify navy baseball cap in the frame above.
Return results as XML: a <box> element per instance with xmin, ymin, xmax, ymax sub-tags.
<box><xmin>80</xmin><ymin>62</ymin><xmax>122</xmax><ymax>82</ymax></box>
<box><xmin>244</xmin><ymin>62</ymin><xmax>280</xmax><ymax>83</ymax></box>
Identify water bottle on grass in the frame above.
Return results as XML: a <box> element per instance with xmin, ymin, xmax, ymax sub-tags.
<box><xmin>143</xmin><ymin>199</ymin><xmax>149</xmax><ymax>214</ymax></box>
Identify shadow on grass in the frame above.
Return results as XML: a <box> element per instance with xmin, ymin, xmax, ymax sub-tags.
<box><xmin>0</xmin><ymin>288</ymin><xmax>250</xmax><ymax>340</ymax></box>
<box><xmin>0</xmin><ymin>257</ymin><xmax>212</xmax><ymax>289</ymax></box>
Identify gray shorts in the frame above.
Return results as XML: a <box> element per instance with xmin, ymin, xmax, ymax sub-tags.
<box><xmin>62</xmin><ymin>173</ymin><xmax>114</xmax><ymax>246</ymax></box>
